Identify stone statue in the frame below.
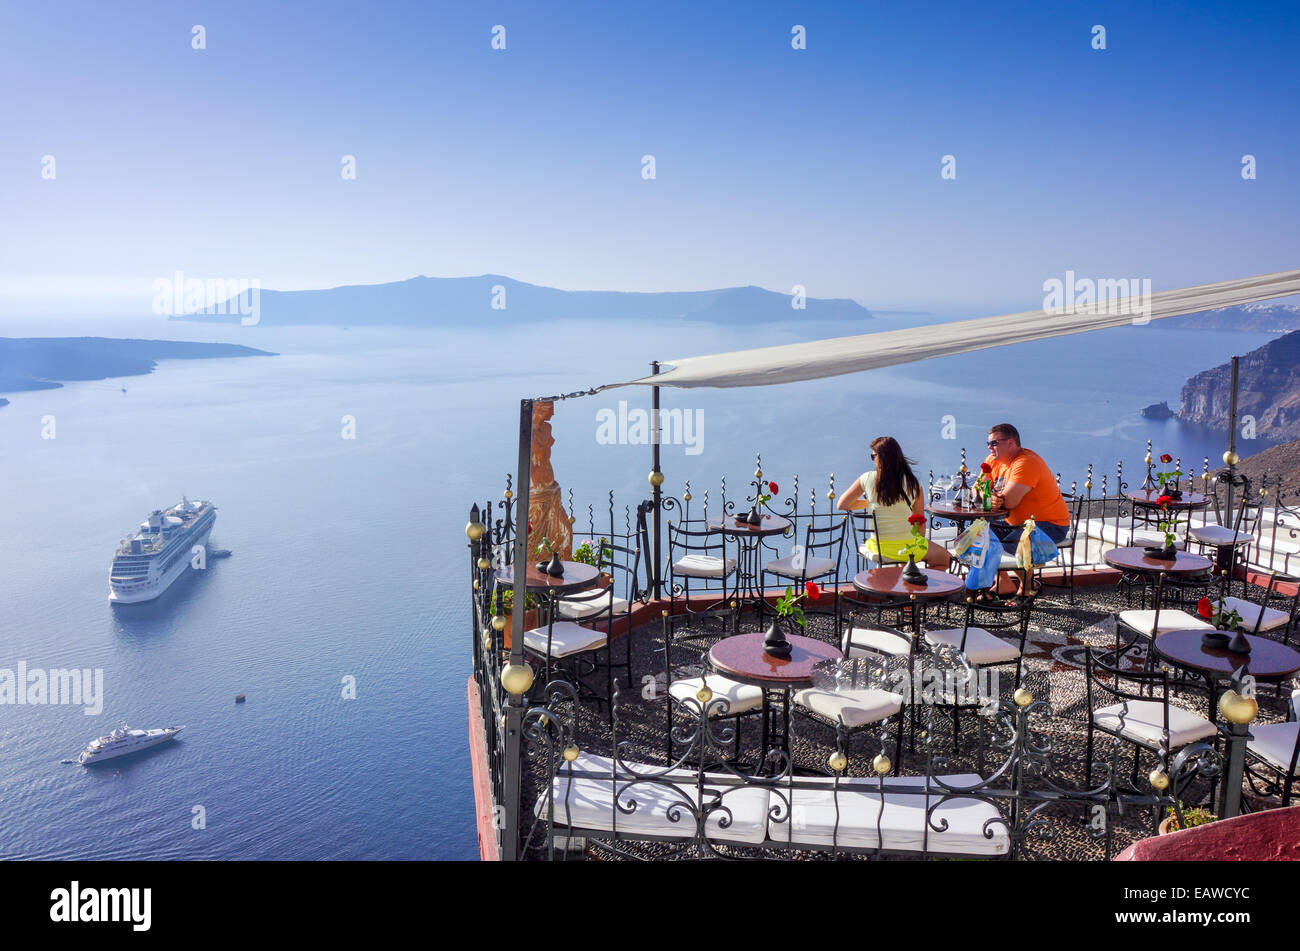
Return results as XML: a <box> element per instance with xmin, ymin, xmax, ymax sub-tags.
<box><xmin>528</xmin><ymin>401</ymin><xmax>571</xmax><ymax>560</ymax></box>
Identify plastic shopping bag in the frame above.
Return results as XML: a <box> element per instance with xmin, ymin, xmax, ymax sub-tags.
<box><xmin>1015</xmin><ymin>517</ymin><xmax>1059</xmax><ymax>569</ymax></box>
<box><xmin>953</xmin><ymin>518</ymin><xmax>988</xmax><ymax>561</ymax></box>
<box><xmin>961</xmin><ymin>520</ymin><xmax>1002</xmax><ymax>591</ymax></box>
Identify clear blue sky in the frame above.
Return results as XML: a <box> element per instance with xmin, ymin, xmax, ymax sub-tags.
<box><xmin>1</xmin><ymin>0</ymin><xmax>1297</xmax><ymax>314</ymax></box>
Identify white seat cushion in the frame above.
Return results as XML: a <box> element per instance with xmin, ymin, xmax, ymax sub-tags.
<box><xmin>669</xmin><ymin>675</ymin><xmax>763</xmax><ymax>716</ymax></box>
<box><xmin>763</xmin><ymin>554</ymin><xmax>836</xmax><ymax>579</ymax></box>
<box><xmin>1249</xmin><ymin>721</ymin><xmax>1300</xmax><ymax>773</ymax></box>
<box><xmin>1189</xmin><ymin>525</ymin><xmax>1253</xmax><ymax>547</ymax></box>
<box><xmin>793</xmin><ymin>686</ymin><xmax>903</xmax><ymax>728</ymax></box>
<box><xmin>541</xmin><ymin>753</ymin><xmax>770</xmax><ymax>845</ymax></box>
<box><xmin>522</xmin><ymin>620</ymin><xmax>607</xmax><ymax>658</ymax></box>
<box><xmin>1117</xmin><ymin>609</ymin><xmax>1213</xmax><ymax>638</ymax></box>
<box><xmin>925</xmin><ymin>627</ymin><xmax>1021</xmax><ymax>665</ymax></box>
<box><xmin>1093</xmin><ymin>700</ymin><xmax>1217</xmax><ymax>748</ymax></box>
<box><xmin>673</xmin><ymin>554</ymin><xmax>737</xmax><ymax>579</ymax></box>
<box><xmin>1221</xmin><ymin>596</ymin><xmax>1291</xmax><ymax>633</ymax></box>
<box><xmin>843</xmin><ymin>626</ymin><xmax>912</xmax><ymax>658</ymax></box>
<box><xmin>556</xmin><ymin>593</ymin><xmax>631</xmax><ymax>620</ymax></box>
<box><xmin>768</xmin><ymin>773</ymin><xmax>1010</xmax><ymax>856</ymax></box>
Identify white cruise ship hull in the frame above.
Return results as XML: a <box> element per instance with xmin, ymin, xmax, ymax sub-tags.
<box><xmin>109</xmin><ymin>523</ymin><xmax>213</xmax><ymax>603</ymax></box>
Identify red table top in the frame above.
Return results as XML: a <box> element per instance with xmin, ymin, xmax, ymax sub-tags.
<box><xmin>495</xmin><ymin>560</ymin><xmax>600</xmax><ymax>594</ymax></box>
<box><xmin>853</xmin><ymin>565</ymin><xmax>965</xmax><ymax>598</ymax></box>
<box><xmin>707</xmin><ymin>513</ymin><xmax>793</xmax><ymax>537</ymax></box>
<box><xmin>1154</xmin><ymin>629</ymin><xmax>1300</xmax><ymax>681</ymax></box>
<box><xmin>1103</xmin><ymin>547</ymin><xmax>1212</xmax><ymax>575</ymax></box>
<box><xmin>707</xmin><ymin>632</ymin><xmax>843</xmax><ymax>689</ymax></box>
<box><xmin>1127</xmin><ymin>488</ymin><xmax>1211</xmax><ymax>510</ymax></box>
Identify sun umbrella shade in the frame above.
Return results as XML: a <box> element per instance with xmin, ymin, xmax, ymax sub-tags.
<box><xmin>600</xmin><ymin>269</ymin><xmax>1300</xmax><ymax>390</ymax></box>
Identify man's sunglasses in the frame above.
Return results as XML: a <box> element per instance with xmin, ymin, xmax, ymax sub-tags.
<box><xmin>987</xmin><ymin>438</ymin><xmax>1005</xmax><ymax>448</ymax></box>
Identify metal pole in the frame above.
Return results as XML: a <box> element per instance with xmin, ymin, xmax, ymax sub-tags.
<box><xmin>501</xmin><ymin>398</ymin><xmax>533</xmax><ymax>860</ymax></box>
<box><xmin>651</xmin><ymin>361</ymin><xmax>663</xmax><ymax>600</ymax></box>
<box><xmin>1224</xmin><ymin>356</ymin><xmax>1240</xmax><ymax>534</ymax></box>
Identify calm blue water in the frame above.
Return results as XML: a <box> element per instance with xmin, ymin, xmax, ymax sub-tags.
<box><xmin>0</xmin><ymin>312</ymin><xmax>1278</xmax><ymax>859</ymax></box>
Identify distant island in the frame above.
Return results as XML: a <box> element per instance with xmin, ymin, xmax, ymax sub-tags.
<box><xmin>1176</xmin><ymin>329</ymin><xmax>1300</xmax><ymax>440</ymax></box>
<box><xmin>169</xmin><ymin>274</ymin><xmax>873</xmax><ymax>327</ymax></box>
<box><xmin>1158</xmin><ymin>300</ymin><xmax>1300</xmax><ymax>333</ymax></box>
<box><xmin>0</xmin><ymin>337</ymin><xmax>276</xmax><ymax>404</ymax></box>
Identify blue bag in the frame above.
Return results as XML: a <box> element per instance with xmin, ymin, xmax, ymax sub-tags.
<box><xmin>960</xmin><ymin>520</ymin><xmax>1002</xmax><ymax>591</ymax></box>
<box><xmin>1017</xmin><ymin>525</ymin><xmax>1059</xmax><ymax>569</ymax></box>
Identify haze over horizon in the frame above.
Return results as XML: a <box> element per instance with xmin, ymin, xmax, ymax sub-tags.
<box><xmin>3</xmin><ymin>0</ymin><xmax>1297</xmax><ymax>319</ymax></box>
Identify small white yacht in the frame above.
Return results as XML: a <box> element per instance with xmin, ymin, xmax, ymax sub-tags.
<box><xmin>77</xmin><ymin>723</ymin><xmax>184</xmax><ymax>765</ymax></box>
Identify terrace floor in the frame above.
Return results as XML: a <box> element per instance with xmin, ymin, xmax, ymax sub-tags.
<box><xmin>518</xmin><ymin>578</ymin><xmax>1298</xmax><ymax>861</ymax></box>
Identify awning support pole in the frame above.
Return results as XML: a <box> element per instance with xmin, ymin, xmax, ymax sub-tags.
<box><xmin>501</xmin><ymin>397</ymin><xmax>533</xmax><ymax>860</ymax></box>
<box><xmin>651</xmin><ymin>362</ymin><xmax>662</xmax><ymax>600</ymax></box>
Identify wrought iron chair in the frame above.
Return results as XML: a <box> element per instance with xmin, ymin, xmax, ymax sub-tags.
<box><xmin>549</xmin><ymin>532</ymin><xmax>642</xmax><ymax>721</ymax></box>
<box><xmin>922</xmin><ymin>595</ymin><xmax>1035</xmax><ymax>758</ymax></box>
<box><xmin>760</xmin><ymin>516</ymin><xmax>846</xmax><ymax>630</ymax></box>
<box><xmin>1116</xmin><ymin>570</ymin><xmax>1216</xmax><ymax>646</ymax></box>
<box><xmin>667</xmin><ymin>521</ymin><xmax>736</xmax><ymax>616</ymax></box>
<box><xmin>1084</xmin><ymin>643</ymin><xmax>1217</xmax><ymax>799</ymax></box>
<box><xmin>661</xmin><ymin>607</ymin><xmax>764</xmax><ymax>765</ymax></box>
<box><xmin>1189</xmin><ymin>491</ymin><xmax>1259</xmax><ymax>598</ymax></box>
<box><xmin>1036</xmin><ymin>493</ymin><xmax>1086</xmax><ymax>603</ymax></box>
<box><xmin>1214</xmin><ymin>568</ymin><xmax>1300</xmax><ymax>646</ymax></box>
<box><xmin>790</xmin><ymin>654</ymin><xmax>905</xmax><ymax>772</ymax></box>
<box><xmin>1245</xmin><ymin>688</ymin><xmax>1300</xmax><ymax>806</ymax></box>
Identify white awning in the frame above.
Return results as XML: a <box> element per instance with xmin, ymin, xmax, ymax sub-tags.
<box><xmin>600</xmin><ymin>268</ymin><xmax>1300</xmax><ymax>390</ymax></box>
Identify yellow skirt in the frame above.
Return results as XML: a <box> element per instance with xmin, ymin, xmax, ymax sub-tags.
<box><xmin>864</xmin><ymin>535</ymin><xmax>929</xmax><ymax>562</ymax></box>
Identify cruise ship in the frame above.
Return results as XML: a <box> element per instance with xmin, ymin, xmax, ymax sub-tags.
<box><xmin>108</xmin><ymin>498</ymin><xmax>217</xmax><ymax>603</ymax></box>
<box><xmin>78</xmin><ymin>724</ymin><xmax>184</xmax><ymax>765</ymax></box>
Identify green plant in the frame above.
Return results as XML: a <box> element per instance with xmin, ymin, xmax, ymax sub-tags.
<box><xmin>1154</xmin><ymin>496</ymin><xmax>1180</xmax><ymax>549</ymax></box>
<box><xmin>572</xmin><ymin>537</ymin><xmax>611</xmax><ymax>568</ymax></box>
<box><xmin>490</xmin><ymin>588</ymin><xmax>538</xmax><ymax>616</ymax></box>
<box><xmin>774</xmin><ymin>582</ymin><xmax>820</xmax><ymax>629</ymax></box>
<box><xmin>1164</xmin><ymin>804</ymin><xmax>1216</xmax><ymax>831</ymax></box>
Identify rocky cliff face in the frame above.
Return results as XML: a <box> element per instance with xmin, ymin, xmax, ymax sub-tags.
<box><xmin>1180</xmin><ymin>329</ymin><xmax>1300</xmax><ymax>439</ymax></box>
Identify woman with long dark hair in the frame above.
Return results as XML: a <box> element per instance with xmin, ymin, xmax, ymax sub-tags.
<box><xmin>836</xmin><ymin>436</ymin><xmax>951</xmax><ymax>570</ymax></box>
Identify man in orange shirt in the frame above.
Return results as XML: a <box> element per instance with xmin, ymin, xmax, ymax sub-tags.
<box><xmin>984</xmin><ymin>423</ymin><xmax>1071</xmax><ymax>599</ymax></box>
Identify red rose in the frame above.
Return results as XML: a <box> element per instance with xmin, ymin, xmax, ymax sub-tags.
<box><xmin>980</xmin><ymin>462</ymin><xmax>992</xmax><ymax>473</ymax></box>
<box><xmin>908</xmin><ymin>513</ymin><xmax>926</xmax><ymax>526</ymax></box>
<box><xmin>1161</xmin><ymin>453</ymin><xmax>1173</xmax><ymax>464</ymax></box>
<box><xmin>527</xmin><ymin>521</ymin><xmax>533</xmax><ymax>533</ymax></box>
<box><xmin>768</xmin><ymin>481</ymin><xmax>779</xmax><ymax>493</ymax></box>
<box><xmin>1197</xmin><ymin>597</ymin><xmax>1214</xmax><ymax>619</ymax></box>
<box><xmin>1156</xmin><ymin>495</ymin><xmax>1172</xmax><ymax>507</ymax></box>
<box><xmin>805</xmin><ymin>581</ymin><xmax>821</xmax><ymax>600</ymax></box>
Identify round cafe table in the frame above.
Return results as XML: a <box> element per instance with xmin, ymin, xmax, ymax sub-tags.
<box><xmin>1153</xmin><ymin>629</ymin><xmax>1300</xmax><ymax>723</ymax></box>
<box><xmin>707</xmin><ymin>512</ymin><xmax>794</xmax><ymax>615</ymax></box>
<box><xmin>1126</xmin><ymin>489</ymin><xmax>1212</xmax><ymax>512</ymax></box>
<box><xmin>927</xmin><ymin>500</ymin><xmax>1009</xmax><ymax>528</ymax></box>
<box><xmin>1103</xmin><ymin>546</ymin><xmax>1213</xmax><ymax>614</ymax></box>
<box><xmin>495</xmin><ymin>560</ymin><xmax>600</xmax><ymax>595</ymax></box>
<box><xmin>708</xmin><ymin>631</ymin><xmax>842</xmax><ymax>774</ymax></box>
<box><xmin>853</xmin><ymin>565</ymin><xmax>964</xmax><ymax>636</ymax></box>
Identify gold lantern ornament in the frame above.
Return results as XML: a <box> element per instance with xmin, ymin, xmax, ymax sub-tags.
<box><xmin>1219</xmin><ymin>689</ymin><xmax>1258</xmax><ymax>725</ymax></box>
<box><xmin>500</xmin><ymin>663</ymin><xmax>535</xmax><ymax>696</ymax></box>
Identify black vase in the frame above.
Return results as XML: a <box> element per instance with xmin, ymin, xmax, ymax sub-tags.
<box><xmin>744</xmin><ymin>506</ymin><xmax>762</xmax><ymax>525</ymax></box>
<box><xmin>763</xmin><ymin>619</ymin><xmax>793</xmax><ymax>658</ymax></box>
<box><xmin>900</xmin><ymin>553</ymin><xmax>928</xmax><ymax>585</ymax></box>
<box><xmin>544</xmin><ymin>552</ymin><xmax>565</xmax><ymax>576</ymax></box>
<box><xmin>1226</xmin><ymin>629</ymin><xmax>1252</xmax><ymax>654</ymax></box>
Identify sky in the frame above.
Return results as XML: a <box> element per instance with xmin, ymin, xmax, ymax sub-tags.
<box><xmin>1</xmin><ymin>0</ymin><xmax>1297</xmax><ymax>315</ymax></box>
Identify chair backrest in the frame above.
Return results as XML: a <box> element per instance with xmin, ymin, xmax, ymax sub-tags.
<box><xmin>662</xmin><ymin>606</ymin><xmax>740</xmax><ymax>679</ymax></box>
<box><xmin>799</xmin><ymin>517</ymin><xmax>846</xmax><ymax>576</ymax></box>
<box><xmin>954</xmin><ymin>595</ymin><xmax>1035</xmax><ymax>650</ymax></box>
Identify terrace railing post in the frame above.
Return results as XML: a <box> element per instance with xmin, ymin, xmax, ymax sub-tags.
<box><xmin>500</xmin><ymin>398</ymin><xmax>534</xmax><ymax>860</ymax></box>
<box><xmin>650</xmin><ymin>361</ymin><xmax>663</xmax><ymax>600</ymax></box>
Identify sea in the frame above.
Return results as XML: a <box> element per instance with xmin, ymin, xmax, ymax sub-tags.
<box><xmin>0</xmin><ymin>310</ymin><xmax>1279</xmax><ymax>859</ymax></box>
